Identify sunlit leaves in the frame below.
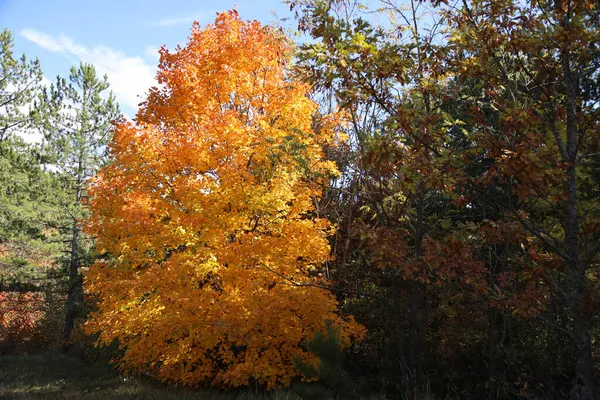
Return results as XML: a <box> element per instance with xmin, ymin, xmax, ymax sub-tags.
<box><xmin>84</xmin><ymin>10</ymin><xmax>363</xmax><ymax>390</ymax></box>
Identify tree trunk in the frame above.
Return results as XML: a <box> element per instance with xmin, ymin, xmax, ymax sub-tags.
<box><xmin>62</xmin><ymin>220</ymin><xmax>81</xmax><ymax>351</ymax></box>
<box><xmin>408</xmin><ymin>280</ymin><xmax>425</xmax><ymax>390</ymax></box>
<box><xmin>560</xmin><ymin>33</ymin><xmax>597</xmax><ymax>398</ymax></box>
<box><xmin>564</xmin><ymin>163</ymin><xmax>596</xmax><ymax>400</ymax></box>
<box><xmin>63</xmin><ymin>180</ymin><xmax>83</xmax><ymax>351</ymax></box>
<box><xmin>487</xmin><ymin>244</ymin><xmax>506</xmax><ymax>400</ymax></box>
<box><xmin>407</xmin><ymin>188</ymin><xmax>426</xmax><ymax>392</ymax></box>
<box><xmin>487</xmin><ymin>306</ymin><xmax>502</xmax><ymax>400</ymax></box>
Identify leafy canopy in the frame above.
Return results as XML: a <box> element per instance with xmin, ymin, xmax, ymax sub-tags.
<box><xmin>84</xmin><ymin>10</ymin><xmax>364</xmax><ymax>390</ymax></box>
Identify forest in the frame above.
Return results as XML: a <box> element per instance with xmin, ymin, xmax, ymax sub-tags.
<box><xmin>1</xmin><ymin>1</ymin><xmax>599</xmax><ymax>399</ymax></box>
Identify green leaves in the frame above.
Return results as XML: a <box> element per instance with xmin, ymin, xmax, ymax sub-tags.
<box><xmin>36</xmin><ymin>63</ymin><xmax>120</xmax><ymax>180</ymax></box>
<box><xmin>0</xmin><ymin>29</ymin><xmax>42</xmax><ymax>143</ymax></box>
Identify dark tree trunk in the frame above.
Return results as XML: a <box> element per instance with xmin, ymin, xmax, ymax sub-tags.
<box><xmin>62</xmin><ymin>181</ymin><xmax>83</xmax><ymax>351</ymax></box>
<box><xmin>564</xmin><ymin>162</ymin><xmax>596</xmax><ymax>400</ymax></box>
<box><xmin>560</xmin><ymin>31</ymin><xmax>597</xmax><ymax>398</ymax></box>
<box><xmin>487</xmin><ymin>306</ymin><xmax>503</xmax><ymax>400</ymax></box>
<box><xmin>408</xmin><ymin>280</ymin><xmax>425</xmax><ymax>390</ymax></box>
<box><xmin>407</xmin><ymin>188</ymin><xmax>426</xmax><ymax>391</ymax></box>
<box><xmin>62</xmin><ymin>221</ymin><xmax>81</xmax><ymax>351</ymax></box>
<box><xmin>487</xmin><ymin>244</ymin><xmax>507</xmax><ymax>400</ymax></box>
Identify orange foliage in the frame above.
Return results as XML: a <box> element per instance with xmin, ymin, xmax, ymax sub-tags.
<box><xmin>84</xmin><ymin>10</ymin><xmax>364</xmax><ymax>389</ymax></box>
<box><xmin>0</xmin><ymin>292</ymin><xmax>45</xmax><ymax>352</ymax></box>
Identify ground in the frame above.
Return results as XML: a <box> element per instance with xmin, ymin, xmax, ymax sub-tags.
<box><xmin>0</xmin><ymin>354</ymin><xmax>302</xmax><ymax>400</ymax></box>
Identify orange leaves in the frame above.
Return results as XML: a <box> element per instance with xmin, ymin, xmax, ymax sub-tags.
<box><xmin>84</xmin><ymin>10</ymin><xmax>361</xmax><ymax>390</ymax></box>
<box><xmin>0</xmin><ymin>292</ymin><xmax>46</xmax><ymax>352</ymax></box>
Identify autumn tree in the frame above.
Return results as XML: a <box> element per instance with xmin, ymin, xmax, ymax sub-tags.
<box><xmin>440</xmin><ymin>0</ymin><xmax>600</xmax><ymax>398</ymax></box>
<box><xmin>35</xmin><ymin>63</ymin><xmax>120</xmax><ymax>347</ymax></box>
<box><xmin>291</xmin><ymin>0</ymin><xmax>600</xmax><ymax>398</ymax></box>
<box><xmin>290</xmin><ymin>0</ymin><xmax>489</xmax><ymax>395</ymax></box>
<box><xmin>84</xmin><ymin>10</ymin><xmax>363</xmax><ymax>390</ymax></box>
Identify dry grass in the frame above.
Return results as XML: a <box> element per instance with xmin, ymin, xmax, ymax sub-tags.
<box><xmin>0</xmin><ymin>353</ymin><xmax>390</xmax><ymax>400</ymax></box>
<box><xmin>0</xmin><ymin>353</ymin><xmax>291</xmax><ymax>399</ymax></box>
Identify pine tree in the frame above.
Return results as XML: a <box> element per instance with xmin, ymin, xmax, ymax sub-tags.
<box><xmin>35</xmin><ymin>63</ymin><xmax>120</xmax><ymax>347</ymax></box>
<box><xmin>0</xmin><ymin>28</ymin><xmax>55</xmax><ymax>289</ymax></box>
<box><xmin>0</xmin><ymin>28</ymin><xmax>42</xmax><ymax>144</ymax></box>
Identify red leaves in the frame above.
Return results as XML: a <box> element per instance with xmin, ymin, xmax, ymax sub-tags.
<box><xmin>422</xmin><ymin>237</ymin><xmax>487</xmax><ymax>293</ymax></box>
<box><xmin>0</xmin><ymin>292</ymin><xmax>46</xmax><ymax>352</ymax></box>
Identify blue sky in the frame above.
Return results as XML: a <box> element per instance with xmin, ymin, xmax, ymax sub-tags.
<box><xmin>0</xmin><ymin>0</ymin><xmax>294</xmax><ymax>116</ymax></box>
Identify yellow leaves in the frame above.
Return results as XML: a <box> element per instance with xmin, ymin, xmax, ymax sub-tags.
<box><xmin>84</xmin><ymin>10</ymin><xmax>362</xmax><ymax>390</ymax></box>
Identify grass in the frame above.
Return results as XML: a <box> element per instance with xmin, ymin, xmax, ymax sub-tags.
<box><xmin>0</xmin><ymin>353</ymin><xmax>300</xmax><ymax>400</ymax></box>
<box><xmin>0</xmin><ymin>353</ymin><xmax>390</xmax><ymax>400</ymax></box>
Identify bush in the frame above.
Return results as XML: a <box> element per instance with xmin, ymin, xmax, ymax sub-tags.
<box><xmin>294</xmin><ymin>321</ymin><xmax>361</xmax><ymax>399</ymax></box>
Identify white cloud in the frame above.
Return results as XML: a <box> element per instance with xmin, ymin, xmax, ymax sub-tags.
<box><xmin>150</xmin><ymin>12</ymin><xmax>208</xmax><ymax>27</ymax></box>
<box><xmin>40</xmin><ymin>75</ymin><xmax>52</xmax><ymax>87</ymax></box>
<box><xmin>21</xmin><ymin>29</ymin><xmax>156</xmax><ymax>111</ymax></box>
<box><xmin>144</xmin><ymin>46</ymin><xmax>160</xmax><ymax>60</ymax></box>
<box><xmin>21</xmin><ymin>29</ymin><xmax>65</xmax><ymax>52</ymax></box>
<box><xmin>19</xmin><ymin>130</ymin><xmax>43</xmax><ymax>144</ymax></box>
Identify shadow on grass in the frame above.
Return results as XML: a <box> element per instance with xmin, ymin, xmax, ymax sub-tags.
<box><xmin>0</xmin><ymin>353</ymin><xmax>301</xmax><ymax>400</ymax></box>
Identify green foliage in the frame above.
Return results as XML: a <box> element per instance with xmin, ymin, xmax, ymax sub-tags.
<box><xmin>0</xmin><ymin>28</ymin><xmax>47</xmax><ymax>243</ymax></box>
<box><xmin>0</xmin><ymin>29</ymin><xmax>62</xmax><ymax>291</ymax></box>
<box><xmin>34</xmin><ymin>62</ymin><xmax>120</xmax><ymax>244</ymax></box>
<box><xmin>294</xmin><ymin>321</ymin><xmax>360</xmax><ymax>400</ymax></box>
<box><xmin>33</xmin><ymin>63</ymin><xmax>120</xmax><ymax>235</ymax></box>
<box><xmin>0</xmin><ymin>138</ymin><xmax>58</xmax><ymax>237</ymax></box>
<box><xmin>0</xmin><ymin>28</ymin><xmax>42</xmax><ymax>142</ymax></box>
<box><xmin>35</xmin><ymin>63</ymin><xmax>120</xmax><ymax>179</ymax></box>
<box><xmin>33</xmin><ymin>63</ymin><xmax>121</xmax><ymax>344</ymax></box>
